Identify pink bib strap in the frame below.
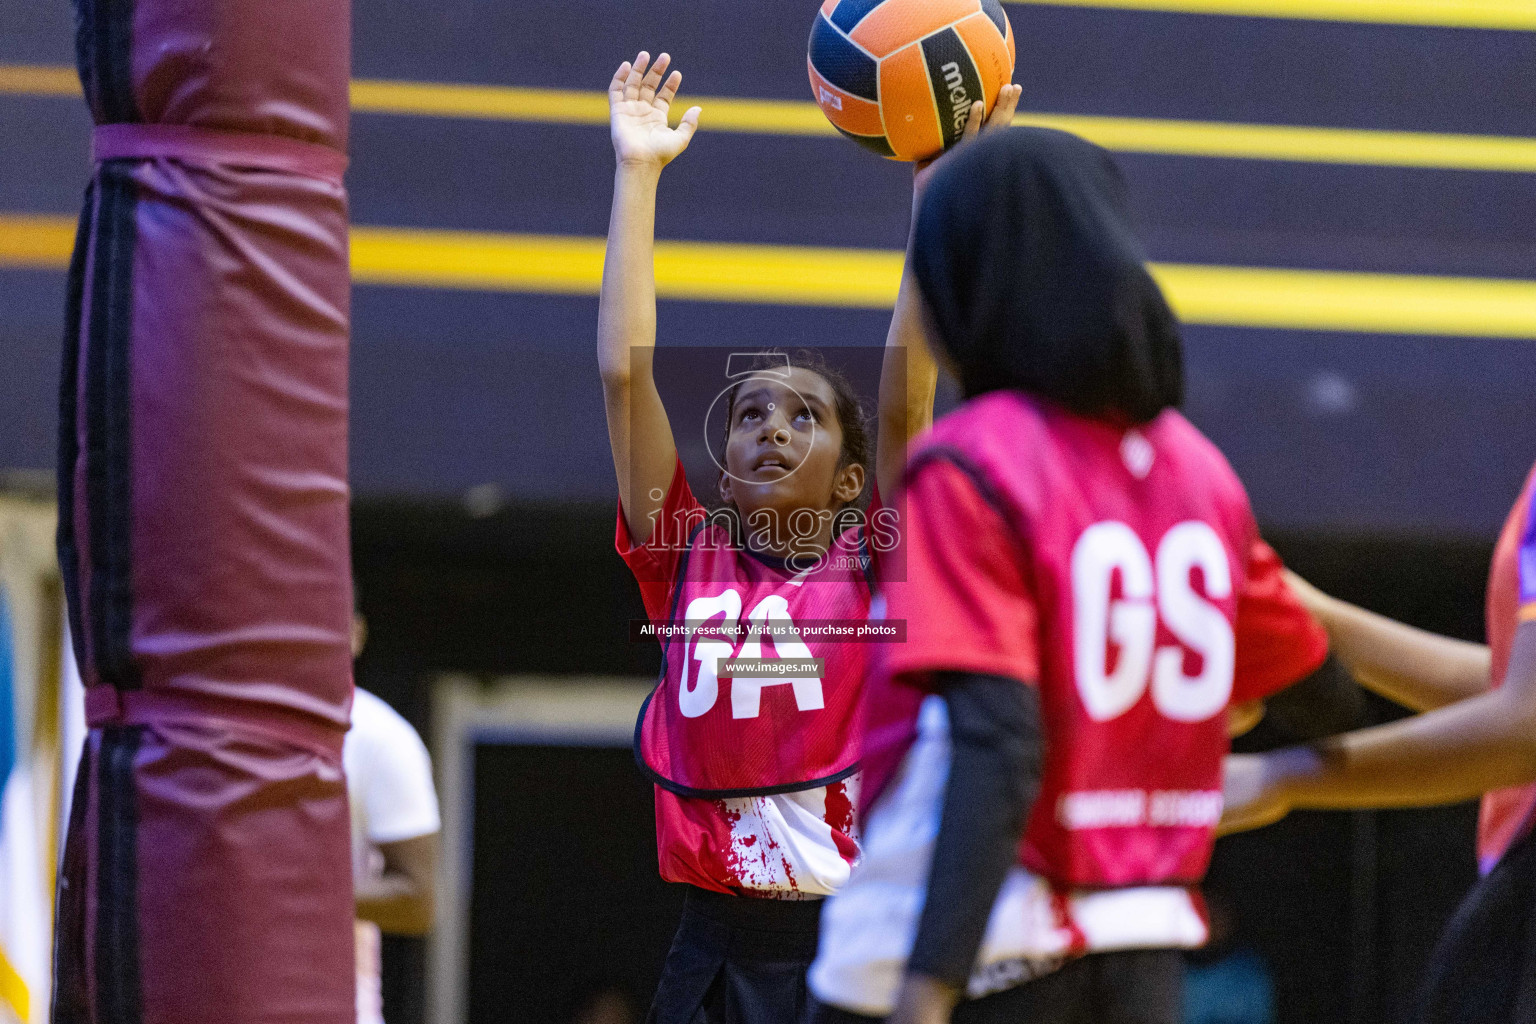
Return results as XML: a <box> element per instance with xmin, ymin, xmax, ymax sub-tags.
<box><xmin>93</xmin><ymin>123</ymin><xmax>348</xmax><ymax>186</ymax></box>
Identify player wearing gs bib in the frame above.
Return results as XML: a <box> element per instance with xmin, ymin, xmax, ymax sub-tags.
<box><xmin>808</xmin><ymin>128</ymin><xmax>1342</xmax><ymax>1024</ymax></box>
<box><xmin>1222</xmin><ymin>466</ymin><xmax>1536</xmax><ymax>1022</ymax></box>
<box><xmin>599</xmin><ymin>50</ymin><xmax>1020</xmax><ymax>1024</ymax></box>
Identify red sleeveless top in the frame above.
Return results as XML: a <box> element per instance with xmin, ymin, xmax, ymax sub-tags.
<box><xmin>1477</xmin><ymin>463</ymin><xmax>1536</xmax><ymax>872</ymax></box>
<box><xmin>861</xmin><ymin>392</ymin><xmax>1327</xmax><ymax>888</ymax></box>
<box><xmin>626</xmin><ymin>461</ymin><xmax>880</xmax><ymax>797</ymax></box>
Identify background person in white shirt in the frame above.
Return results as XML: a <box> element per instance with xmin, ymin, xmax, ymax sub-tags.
<box><xmin>346</xmin><ymin>613</ymin><xmax>441</xmax><ymax>1024</ymax></box>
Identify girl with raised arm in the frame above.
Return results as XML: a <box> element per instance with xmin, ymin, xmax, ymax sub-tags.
<box><xmin>598</xmin><ymin>49</ymin><xmax>1018</xmax><ymax>1024</ymax></box>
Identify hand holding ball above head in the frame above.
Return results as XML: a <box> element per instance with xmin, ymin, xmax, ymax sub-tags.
<box><xmin>809</xmin><ymin>0</ymin><xmax>1017</xmax><ymax>162</ymax></box>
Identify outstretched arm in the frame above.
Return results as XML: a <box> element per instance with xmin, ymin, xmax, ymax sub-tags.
<box><xmin>598</xmin><ymin>52</ymin><xmax>701</xmax><ymax>542</ymax></box>
<box><xmin>1284</xmin><ymin>569</ymin><xmax>1490</xmax><ymax>712</ymax></box>
<box><xmin>1222</xmin><ymin>621</ymin><xmax>1536</xmax><ymax>834</ymax></box>
<box><xmin>356</xmin><ymin>832</ymin><xmax>438</xmax><ymax>935</ymax></box>
<box><xmin>875</xmin><ymin>86</ymin><xmax>1022</xmax><ymax>501</ymax></box>
<box><xmin>875</xmin><ymin>246</ymin><xmax>938</xmax><ymax>503</ymax></box>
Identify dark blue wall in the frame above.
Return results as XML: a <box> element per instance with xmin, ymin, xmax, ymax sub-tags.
<box><xmin>3</xmin><ymin>0</ymin><xmax>1533</xmax><ymax>537</ymax></box>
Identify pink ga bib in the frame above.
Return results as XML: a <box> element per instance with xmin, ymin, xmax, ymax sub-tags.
<box><xmin>636</xmin><ymin>522</ymin><xmax>873</xmax><ymax>797</ymax></box>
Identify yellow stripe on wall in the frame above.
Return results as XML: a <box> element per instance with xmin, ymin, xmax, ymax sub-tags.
<box><xmin>1150</xmin><ymin>263</ymin><xmax>1536</xmax><ymax>338</ymax></box>
<box><xmin>5</xmin><ymin>64</ymin><xmax>1536</xmax><ymax>173</ymax></box>
<box><xmin>0</xmin><ymin>944</ymin><xmax>30</xmax><ymax>1023</ymax></box>
<box><xmin>1003</xmin><ymin>0</ymin><xmax>1536</xmax><ymax>31</ymax></box>
<box><xmin>4</xmin><ymin>214</ymin><xmax>1536</xmax><ymax>339</ymax></box>
<box><xmin>351</xmin><ymin>80</ymin><xmax>841</xmax><ymax>138</ymax></box>
<box><xmin>0</xmin><ymin>64</ymin><xmax>77</xmax><ymax>96</ymax></box>
<box><xmin>350</xmin><ymin>79</ymin><xmax>606</xmax><ymax>125</ymax></box>
<box><xmin>354</xmin><ymin>79</ymin><xmax>1536</xmax><ymax>173</ymax></box>
<box><xmin>353</xmin><ymin>228</ymin><xmax>905</xmax><ymax>307</ymax></box>
<box><xmin>1015</xmin><ymin>112</ymin><xmax>1536</xmax><ymax>173</ymax></box>
<box><xmin>351</xmin><ymin>79</ymin><xmax>1536</xmax><ymax>172</ymax></box>
<box><xmin>0</xmin><ymin>215</ymin><xmax>76</xmax><ymax>267</ymax></box>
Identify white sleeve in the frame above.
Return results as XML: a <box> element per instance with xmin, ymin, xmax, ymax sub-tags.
<box><xmin>354</xmin><ymin>696</ymin><xmax>442</xmax><ymax>845</ymax></box>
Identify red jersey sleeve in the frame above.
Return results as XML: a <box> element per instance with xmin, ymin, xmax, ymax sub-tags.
<box><xmin>1232</xmin><ymin>536</ymin><xmax>1330</xmax><ymax>703</ymax></box>
<box><xmin>1518</xmin><ymin>482</ymin><xmax>1536</xmax><ymax>622</ymax></box>
<box><xmin>615</xmin><ymin>458</ymin><xmax>705</xmax><ymax>625</ymax></box>
<box><xmin>879</xmin><ymin>458</ymin><xmax>1040</xmax><ymax>688</ymax></box>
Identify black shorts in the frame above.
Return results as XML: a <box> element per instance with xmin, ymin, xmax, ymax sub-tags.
<box><xmin>812</xmin><ymin>949</ymin><xmax>1184</xmax><ymax>1024</ymax></box>
<box><xmin>1417</xmin><ymin>824</ymin><xmax>1536</xmax><ymax>1024</ymax></box>
<box><xmin>646</xmin><ymin>886</ymin><xmax>824</xmax><ymax>1024</ymax></box>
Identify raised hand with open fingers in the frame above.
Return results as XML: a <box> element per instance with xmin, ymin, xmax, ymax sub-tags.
<box><xmin>608</xmin><ymin>51</ymin><xmax>701</xmax><ymax>169</ymax></box>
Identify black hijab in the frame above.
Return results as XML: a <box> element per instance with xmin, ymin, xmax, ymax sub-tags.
<box><xmin>912</xmin><ymin>127</ymin><xmax>1184</xmax><ymax>423</ymax></box>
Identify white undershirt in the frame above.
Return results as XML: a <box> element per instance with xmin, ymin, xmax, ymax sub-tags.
<box><xmin>344</xmin><ymin>689</ymin><xmax>441</xmax><ymax>1024</ymax></box>
<box><xmin>811</xmin><ymin>697</ymin><xmax>1207</xmax><ymax>1016</ymax></box>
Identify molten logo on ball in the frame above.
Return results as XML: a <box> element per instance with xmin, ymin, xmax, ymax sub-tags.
<box><xmin>941</xmin><ymin>61</ymin><xmax>971</xmax><ymax>133</ymax></box>
<box><xmin>807</xmin><ymin>0</ymin><xmax>1016</xmax><ymax>162</ymax></box>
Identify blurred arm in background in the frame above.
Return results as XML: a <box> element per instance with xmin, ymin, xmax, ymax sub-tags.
<box><xmin>1226</xmin><ymin>543</ymin><xmax>1367</xmax><ymax>744</ymax></box>
<box><xmin>1222</xmin><ymin>621</ymin><xmax>1536</xmax><ymax>833</ymax></box>
<box><xmin>1283</xmin><ymin>569</ymin><xmax>1490</xmax><ymax>712</ymax></box>
<box><xmin>356</xmin><ymin>832</ymin><xmax>439</xmax><ymax>935</ymax></box>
